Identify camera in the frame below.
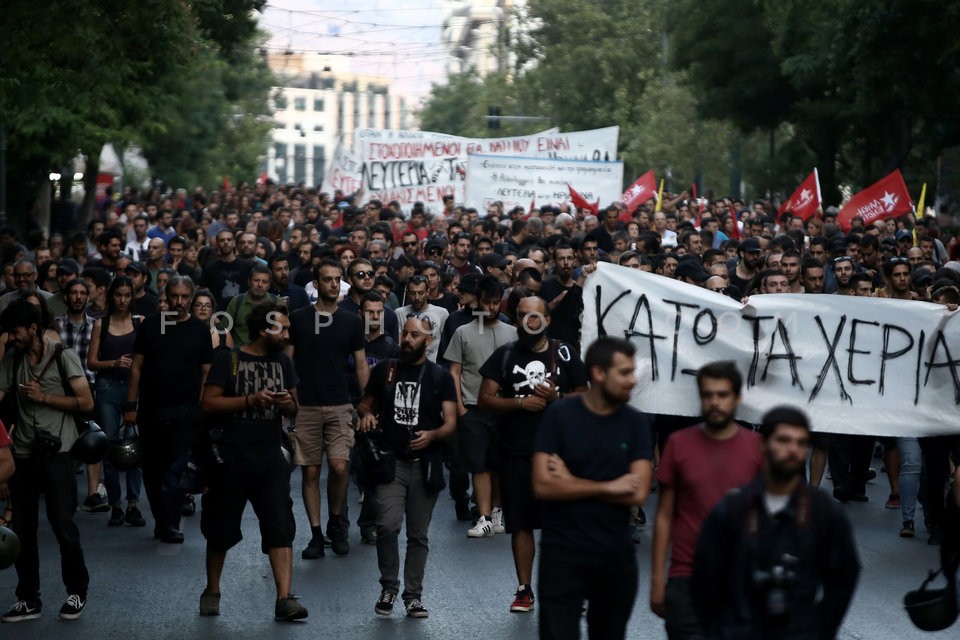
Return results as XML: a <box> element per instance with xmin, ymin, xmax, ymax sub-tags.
<box><xmin>752</xmin><ymin>554</ymin><xmax>798</xmax><ymax>622</ymax></box>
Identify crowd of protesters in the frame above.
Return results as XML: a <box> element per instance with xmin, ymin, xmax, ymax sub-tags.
<box><xmin>0</xmin><ymin>179</ymin><xmax>957</xmax><ymax>638</ymax></box>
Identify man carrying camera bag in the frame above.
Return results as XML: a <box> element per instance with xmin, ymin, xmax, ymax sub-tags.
<box><xmin>0</xmin><ymin>298</ymin><xmax>95</xmax><ymax>622</ymax></box>
<box><xmin>357</xmin><ymin>314</ymin><xmax>457</xmax><ymax>620</ymax></box>
<box><xmin>691</xmin><ymin>407</ymin><xmax>861</xmax><ymax>640</ymax></box>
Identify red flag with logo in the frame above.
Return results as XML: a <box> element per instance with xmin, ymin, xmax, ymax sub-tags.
<box><xmin>620</xmin><ymin>170</ymin><xmax>656</xmax><ymax>214</ymax></box>
<box><xmin>567</xmin><ymin>184</ymin><xmax>599</xmax><ymax>215</ymax></box>
<box><xmin>778</xmin><ymin>169</ymin><xmax>822</xmax><ymax>221</ymax></box>
<box><xmin>837</xmin><ymin>169</ymin><xmax>913</xmax><ymax>232</ymax></box>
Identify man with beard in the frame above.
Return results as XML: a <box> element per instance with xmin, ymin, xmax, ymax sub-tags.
<box><xmin>0</xmin><ymin>299</ymin><xmax>94</xmax><ymax>622</ymax></box>
<box><xmin>124</xmin><ymin>262</ymin><xmax>159</xmax><ymax>316</ymax></box>
<box><xmin>831</xmin><ymin>256</ymin><xmax>856</xmax><ymax>295</ymax></box>
<box><xmin>396</xmin><ymin>276</ymin><xmax>448</xmax><ymax>363</ymax></box>
<box><xmin>799</xmin><ymin>258</ymin><xmax>825</xmax><ymax>294</ymax></box>
<box><xmin>267</xmin><ymin>254</ymin><xmax>310</xmax><ymax>311</ymax></box>
<box><xmin>200</xmin><ymin>230</ymin><xmax>253</xmax><ymax>311</ymax></box>
<box><xmin>539</xmin><ymin>244</ymin><xmax>584</xmax><ymax>353</ymax></box>
<box><xmin>124</xmin><ymin>276</ymin><xmax>214</xmax><ymax>543</ymax></box>
<box><xmin>727</xmin><ymin>238</ymin><xmax>763</xmax><ymax>295</ymax></box>
<box><xmin>288</xmin><ymin>259</ymin><xmax>369</xmax><ymax>559</ymax></box>
<box><xmin>692</xmin><ymin>407</ymin><xmax>860</xmax><ymax>640</ymax></box>
<box><xmin>477</xmin><ymin>297</ymin><xmax>588</xmax><ymax>613</ymax></box>
<box><xmin>778</xmin><ymin>250</ymin><xmax>803</xmax><ymax>293</ymax></box>
<box><xmin>225</xmin><ymin>264</ymin><xmax>278</xmax><ymax>347</ymax></box>
<box><xmin>532</xmin><ymin>337</ymin><xmax>654</xmax><ymax>640</ymax></box>
<box><xmin>446</xmin><ymin>232</ymin><xmax>482</xmax><ymax>278</ymax></box>
<box><xmin>650</xmin><ymin>362</ymin><xmax>763</xmax><ymax>640</ymax></box>
<box><xmin>199</xmin><ymin>302</ymin><xmax>308</xmax><ymax>621</ymax></box>
<box><xmin>340</xmin><ymin>258</ymin><xmax>399</xmax><ymax>342</ymax></box>
<box><xmin>357</xmin><ymin>315</ymin><xmax>457</xmax><ymax>619</ymax></box>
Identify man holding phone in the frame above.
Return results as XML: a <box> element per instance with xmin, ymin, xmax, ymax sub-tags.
<box><xmin>199</xmin><ymin>302</ymin><xmax>307</xmax><ymax>621</ymax></box>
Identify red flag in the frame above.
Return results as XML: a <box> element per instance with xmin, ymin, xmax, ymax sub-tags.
<box><xmin>728</xmin><ymin>205</ymin><xmax>741</xmax><ymax>240</ymax></box>
<box><xmin>620</xmin><ymin>170</ymin><xmax>656</xmax><ymax>213</ymax></box>
<box><xmin>223</xmin><ymin>176</ymin><xmax>231</xmax><ymax>192</ymax></box>
<box><xmin>257</xmin><ymin>172</ymin><xmax>268</xmax><ymax>185</ymax></box>
<box><xmin>567</xmin><ymin>185</ymin><xmax>598</xmax><ymax>215</ymax></box>
<box><xmin>837</xmin><ymin>169</ymin><xmax>913</xmax><ymax>232</ymax></box>
<box><xmin>778</xmin><ymin>169</ymin><xmax>822</xmax><ymax>221</ymax></box>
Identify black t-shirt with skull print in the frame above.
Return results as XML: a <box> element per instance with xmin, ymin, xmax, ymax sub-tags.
<box><xmin>364</xmin><ymin>359</ymin><xmax>457</xmax><ymax>460</ymax></box>
<box><xmin>479</xmin><ymin>340</ymin><xmax>588</xmax><ymax>457</ymax></box>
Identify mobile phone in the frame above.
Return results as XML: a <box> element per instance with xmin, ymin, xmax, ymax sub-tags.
<box><xmin>274</xmin><ymin>390</ymin><xmax>289</xmax><ymax>398</ymax></box>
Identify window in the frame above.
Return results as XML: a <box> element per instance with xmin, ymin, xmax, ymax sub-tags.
<box><xmin>294</xmin><ymin>144</ymin><xmax>307</xmax><ymax>184</ymax></box>
<box><xmin>294</xmin><ymin>97</ymin><xmax>306</xmax><ymax>111</ymax></box>
<box><xmin>313</xmin><ymin>124</ymin><xmax>324</xmax><ymax>132</ymax></box>
<box><xmin>274</xmin><ymin>143</ymin><xmax>288</xmax><ymax>184</ymax></box>
<box><xmin>313</xmin><ymin>145</ymin><xmax>325</xmax><ymax>183</ymax></box>
<box><xmin>274</xmin><ymin>121</ymin><xmax>285</xmax><ymax>129</ymax></box>
<box><xmin>313</xmin><ymin>98</ymin><xmax>324</xmax><ymax>112</ymax></box>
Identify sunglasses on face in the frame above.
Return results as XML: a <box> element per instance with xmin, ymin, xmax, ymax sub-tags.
<box><xmin>403</xmin><ymin>241</ymin><xmax>418</xmax><ymax>247</ymax></box>
<box><xmin>351</xmin><ymin>270</ymin><xmax>374</xmax><ymax>279</ymax></box>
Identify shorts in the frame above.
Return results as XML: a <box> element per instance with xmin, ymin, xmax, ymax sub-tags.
<box><xmin>457</xmin><ymin>407</ymin><xmax>499</xmax><ymax>474</ymax></box>
<box><xmin>500</xmin><ymin>455</ymin><xmax>539</xmax><ymax>533</ymax></box>
<box><xmin>293</xmin><ymin>404</ymin><xmax>356</xmax><ymax>464</ymax></box>
<box><xmin>201</xmin><ymin>451</ymin><xmax>295</xmax><ymax>553</ymax></box>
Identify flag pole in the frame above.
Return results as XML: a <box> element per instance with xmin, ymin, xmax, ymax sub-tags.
<box><xmin>655</xmin><ymin>179</ymin><xmax>664</xmax><ymax>212</ymax></box>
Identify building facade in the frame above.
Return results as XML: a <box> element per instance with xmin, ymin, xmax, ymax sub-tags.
<box><xmin>266</xmin><ymin>53</ymin><xmax>411</xmax><ymax>187</ymax></box>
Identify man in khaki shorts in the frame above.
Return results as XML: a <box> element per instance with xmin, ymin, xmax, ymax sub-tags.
<box><xmin>287</xmin><ymin>259</ymin><xmax>369</xmax><ymax>558</ymax></box>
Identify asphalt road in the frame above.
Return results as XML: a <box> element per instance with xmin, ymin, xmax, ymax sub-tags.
<box><xmin>0</xmin><ymin>467</ymin><xmax>955</xmax><ymax>639</ymax></box>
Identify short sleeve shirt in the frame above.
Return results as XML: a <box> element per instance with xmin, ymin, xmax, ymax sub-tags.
<box><xmin>443</xmin><ymin>320</ymin><xmax>517</xmax><ymax>404</ymax></box>
<box><xmin>535</xmin><ymin>396</ymin><xmax>654</xmax><ymax>552</ymax></box>
<box><xmin>289</xmin><ymin>306</ymin><xmax>364</xmax><ymax>406</ymax></box>
<box><xmin>133</xmin><ymin>315</ymin><xmax>214</xmax><ymax>410</ymax></box>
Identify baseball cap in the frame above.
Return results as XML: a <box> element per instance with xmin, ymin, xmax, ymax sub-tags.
<box><xmin>675</xmin><ymin>259</ymin><xmax>710</xmax><ymax>282</ymax></box>
<box><xmin>896</xmin><ymin>230</ymin><xmax>913</xmax><ymax>242</ymax></box>
<box><xmin>56</xmin><ymin>258</ymin><xmax>81</xmax><ymax>275</ymax></box>
<box><xmin>124</xmin><ymin>261</ymin><xmax>149</xmax><ymax>276</ymax></box>
<box><xmin>739</xmin><ymin>237</ymin><xmax>762</xmax><ymax>253</ymax></box>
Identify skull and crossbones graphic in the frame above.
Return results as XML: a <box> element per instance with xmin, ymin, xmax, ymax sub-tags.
<box><xmin>513</xmin><ymin>360</ymin><xmax>553</xmax><ymax>393</ymax></box>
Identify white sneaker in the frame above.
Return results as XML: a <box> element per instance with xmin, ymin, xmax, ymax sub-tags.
<box><xmin>491</xmin><ymin>507</ymin><xmax>505</xmax><ymax>534</ymax></box>
<box><xmin>467</xmin><ymin>516</ymin><xmax>494</xmax><ymax>538</ymax></box>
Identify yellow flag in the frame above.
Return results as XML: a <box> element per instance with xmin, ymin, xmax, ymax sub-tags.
<box><xmin>916</xmin><ymin>182</ymin><xmax>927</xmax><ymax>219</ymax></box>
<box><xmin>654</xmin><ymin>179</ymin><xmax>665</xmax><ymax>212</ymax></box>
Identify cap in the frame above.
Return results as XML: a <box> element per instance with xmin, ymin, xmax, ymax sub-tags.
<box><xmin>56</xmin><ymin>258</ymin><xmax>81</xmax><ymax>275</ymax></box>
<box><xmin>896</xmin><ymin>230</ymin><xmax>913</xmax><ymax>242</ymax></box>
<box><xmin>457</xmin><ymin>273</ymin><xmax>481</xmax><ymax>295</ymax></box>
<box><xmin>911</xmin><ymin>270</ymin><xmax>933</xmax><ymax>287</ymax></box>
<box><xmin>424</xmin><ymin>238</ymin><xmax>445</xmax><ymax>254</ymax></box>
<box><xmin>880</xmin><ymin>237</ymin><xmax>897</xmax><ymax>249</ymax></box>
<box><xmin>123</xmin><ymin>261</ymin><xmax>149</xmax><ymax>276</ymax></box>
<box><xmin>394</xmin><ymin>253</ymin><xmax>418</xmax><ymax>270</ymax></box>
<box><xmin>739</xmin><ymin>237</ymin><xmax>762</xmax><ymax>253</ymax></box>
<box><xmin>480</xmin><ymin>253</ymin><xmax>508</xmax><ymax>269</ymax></box>
<box><xmin>675</xmin><ymin>259</ymin><xmax>710</xmax><ymax>282</ymax></box>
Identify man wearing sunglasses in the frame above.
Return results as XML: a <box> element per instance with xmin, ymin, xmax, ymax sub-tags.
<box><xmin>339</xmin><ymin>258</ymin><xmax>399</xmax><ymax>342</ymax></box>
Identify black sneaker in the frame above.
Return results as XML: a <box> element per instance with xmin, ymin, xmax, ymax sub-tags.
<box><xmin>328</xmin><ymin>518</ymin><xmax>350</xmax><ymax>556</ymax></box>
<box><xmin>274</xmin><ymin>596</ymin><xmax>308</xmax><ymax>621</ymax></box>
<box><xmin>405</xmin><ymin>599</ymin><xmax>429</xmax><ymax>618</ymax></box>
<box><xmin>82</xmin><ymin>494</ymin><xmax>110</xmax><ymax>513</ymax></box>
<box><xmin>125</xmin><ymin>505</ymin><xmax>146</xmax><ymax>527</ymax></box>
<box><xmin>374</xmin><ymin>590</ymin><xmax>396</xmax><ymax>616</ymax></box>
<box><xmin>900</xmin><ymin>520</ymin><xmax>915</xmax><ymax>538</ymax></box>
<box><xmin>1</xmin><ymin>599</ymin><xmax>42</xmax><ymax>622</ymax></box>
<box><xmin>59</xmin><ymin>594</ymin><xmax>85</xmax><ymax>620</ymax></box>
<box><xmin>301</xmin><ymin>537</ymin><xmax>325</xmax><ymax>560</ymax></box>
<box><xmin>928</xmin><ymin>528</ymin><xmax>942</xmax><ymax>546</ymax></box>
<box><xmin>160</xmin><ymin>527</ymin><xmax>185</xmax><ymax>544</ymax></box>
<box><xmin>360</xmin><ymin>528</ymin><xmax>378</xmax><ymax>545</ymax></box>
<box><xmin>108</xmin><ymin>506</ymin><xmax>124</xmax><ymax>527</ymax></box>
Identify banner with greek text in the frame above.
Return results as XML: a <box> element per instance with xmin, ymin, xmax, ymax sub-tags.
<box><xmin>581</xmin><ymin>264</ymin><xmax>960</xmax><ymax>436</ymax></box>
<box><xmin>464</xmin><ymin>154</ymin><xmax>624</xmax><ymax>213</ymax></box>
<box><xmin>322</xmin><ymin>127</ymin><xmax>619</xmax><ymax>211</ymax></box>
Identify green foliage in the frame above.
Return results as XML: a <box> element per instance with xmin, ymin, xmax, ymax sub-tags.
<box><xmin>0</xmin><ymin>0</ymin><xmax>274</xmax><ymax>224</ymax></box>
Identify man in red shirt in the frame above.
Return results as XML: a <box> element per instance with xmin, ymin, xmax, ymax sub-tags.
<box><xmin>650</xmin><ymin>361</ymin><xmax>763</xmax><ymax>639</ymax></box>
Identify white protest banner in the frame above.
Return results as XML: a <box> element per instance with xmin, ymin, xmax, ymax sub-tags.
<box><xmin>329</xmin><ymin>126</ymin><xmax>619</xmax><ymax>210</ymax></box>
<box><xmin>322</xmin><ymin>136</ymin><xmax>364</xmax><ymax>196</ymax></box>
<box><xmin>464</xmin><ymin>154</ymin><xmax>624</xmax><ymax>213</ymax></box>
<box><xmin>581</xmin><ymin>263</ymin><xmax>960</xmax><ymax>437</ymax></box>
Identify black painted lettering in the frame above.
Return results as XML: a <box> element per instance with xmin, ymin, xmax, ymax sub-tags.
<box><xmin>810</xmin><ymin>315</ymin><xmax>852</xmax><ymax>404</ymax></box>
<box><xmin>761</xmin><ymin>319</ymin><xmax>804</xmax><ymax>390</ymax></box>
<box><xmin>923</xmin><ymin>330</ymin><xmax>960</xmax><ymax>403</ymax></box>
<box><xmin>624</xmin><ymin>294</ymin><xmax>668</xmax><ymax>381</ymax></box>
<box><xmin>745</xmin><ymin>316</ymin><xmax>775</xmax><ymax>387</ymax></box>
<box><xmin>879</xmin><ymin>324</ymin><xmax>914</xmax><ymax>395</ymax></box>
<box><xmin>693</xmin><ymin>309</ymin><xmax>718</xmax><ymax>346</ymax></box>
<box><xmin>594</xmin><ymin>285</ymin><xmax>631</xmax><ymax>339</ymax></box>
<box><xmin>846</xmin><ymin>319</ymin><xmax>879</xmax><ymax>386</ymax></box>
<box><xmin>663</xmin><ymin>299</ymin><xmax>700</xmax><ymax>381</ymax></box>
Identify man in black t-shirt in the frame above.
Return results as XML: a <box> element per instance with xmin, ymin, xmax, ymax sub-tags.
<box><xmin>199</xmin><ymin>302</ymin><xmax>307</xmax><ymax>622</ymax></box>
<box><xmin>533</xmin><ymin>337</ymin><xmax>654</xmax><ymax>640</ymax></box>
<box><xmin>124</xmin><ymin>275</ymin><xmax>214</xmax><ymax>544</ymax></box>
<box><xmin>538</xmin><ymin>244</ymin><xmax>584</xmax><ymax>353</ymax></box>
<box><xmin>478</xmin><ymin>297</ymin><xmax>588</xmax><ymax>614</ymax></box>
<box><xmin>200</xmin><ymin>230</ymin><xmax>253</xmax><ymax>311</ymax></box>
<box><xmin>358</xmin><ymin>315</ymin><xmax>457</xmax><ymax>620</ymax></box>
<box><xmin>287</xmin><ymin>260</ymin><xmax>368</xmax><ymax>559</ymax></box>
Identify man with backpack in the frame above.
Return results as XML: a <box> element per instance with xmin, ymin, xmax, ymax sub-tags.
<box><xmin>477</xmin><ymin>297</ymin><xmax>587</xmax><ymax>613</ymax></box>
<box><xmin>0</xmin><ymin>298</ymin><xmax>95</xmax><ymax>622</ymax></box>
<box><xmin>357</xmin><ymin>314</ymin><xmax>457</xmax><ymax>619</ymax></box>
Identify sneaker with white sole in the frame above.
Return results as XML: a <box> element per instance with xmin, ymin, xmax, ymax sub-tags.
<box><xmin>59</xmin><ymin>594</ymin><xmax>85</xmax><ymax>620</ymax></box>
<box><xmin>1</xmin><ymin>599</ymin><xmax>42</xmax><ymax>623</ymax></box>
<box><xmin>405</xmin><ymin>599</ymin><xmax>429</xmax><ymax>618</ymax></box>
<box><xmin>375</xmin><ymin>590</ymin><xmax>396</xmax><ymax>616</ymax></box>
<box><xmin>491</xmin><ymin>507</ymin><xmax>505</xmax><ymax>534</ymax></box>
<box><xmin>467</xmin><ymin>516</ymin><xmax>493</xmax><ymax>538</ymax></box>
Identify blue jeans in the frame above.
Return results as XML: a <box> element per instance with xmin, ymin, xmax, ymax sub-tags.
<box><xmin>897</xmin><ymin>437</ymin><xmax>921</xmax><ymax>523</ymax></box>
<box><xmin>95</xmin><ymin>377</ymin><xmax>142</xmax><ymax>507</ymax></box>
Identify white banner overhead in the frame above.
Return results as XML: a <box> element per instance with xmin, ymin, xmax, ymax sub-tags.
<box><xmin>581</xmin><ymin>264</ymin><xmax>960</xmax><ymax>437</ymax></box>
<box><xmin>464</xmin><ymin>154</ymin><xmax>624</xmax><ymax>213</ymax></box>
<box><xmin>323</xmin><ymin>127</ymin><xmax>620</xmax><ymax>211</ymax></box>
